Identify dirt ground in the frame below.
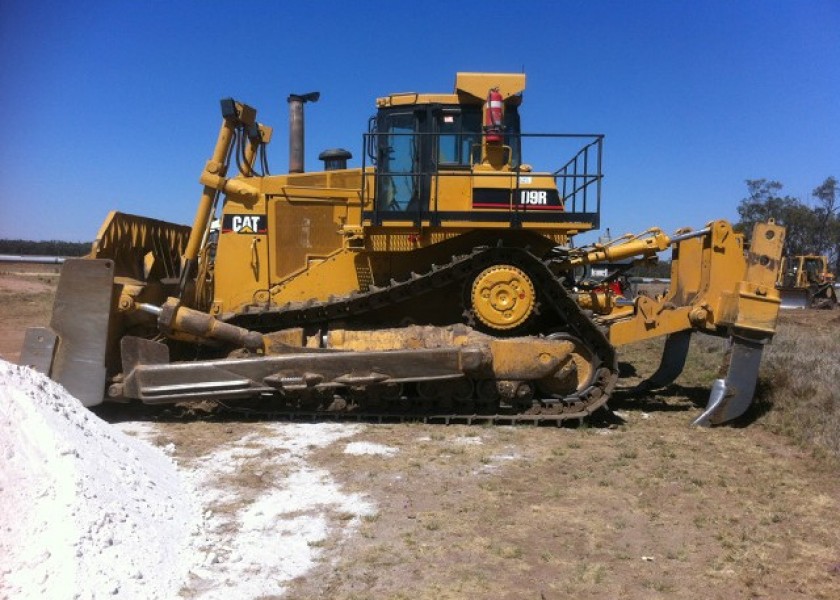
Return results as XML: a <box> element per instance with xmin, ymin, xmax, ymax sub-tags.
<box><xmin>0</xmin><ymin>264</ymin><xmax>60</xmax><ymax>363</ymax></box>
<box><xmin>3</xmin><ymin>267</ymin><xmax>839</xmax><ymax>599</ymax></box>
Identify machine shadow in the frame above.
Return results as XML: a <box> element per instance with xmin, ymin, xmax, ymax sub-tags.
<box><xmin>608</xmin><ymin>379</ymin><xmax>770</xmax><ymax>427</ymax></box>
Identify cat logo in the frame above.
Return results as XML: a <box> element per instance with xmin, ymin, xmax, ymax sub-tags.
<box><xmin>222</xmin><ymin>214</ymin><xmax>267</xmax><ymax>234</ymax></box>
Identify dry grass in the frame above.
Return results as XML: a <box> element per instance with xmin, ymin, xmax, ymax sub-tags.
<box><xmin>280</xmin><ymin>318</ymin><xmax>840</xmax><ymax>599</ymax></box>
<box><xmin>756</xmin><ymin>311</ymin><xmax>840</xmax><ymax>461</ymax></box>
<box><xmin>285</xmin><ymin>415</ymin><xmax>840</xmax><ymax>600</ymax></box>
<box><xmin>614</xmin><ymin>310</ymin><xmax>840</xmax><ymax>464</ymax></box>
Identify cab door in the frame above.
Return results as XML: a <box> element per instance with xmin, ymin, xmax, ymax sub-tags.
<box><xmin>373</xmin><ymin>109</ymin><xmax>431</xmax><ymax>224</ymax></box>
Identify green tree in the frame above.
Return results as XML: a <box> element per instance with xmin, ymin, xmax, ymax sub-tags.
<box><xmin>736</xmin><ymin>179</ymin><xmax>817</xmax><ymax>255</ymax></box>
<box><xmin>811</xmin><ymin>176</ymin><xmax>839</xmax><ymax>272</ymax></box>
<box><xmin>0</xmin><ymin>239</ymin><xmax>91</xmax><ymax>256</ymax></box>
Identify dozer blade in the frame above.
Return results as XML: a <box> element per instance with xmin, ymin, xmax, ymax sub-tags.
<box><xmin>635</xmin><ymin>330</ymin><xmax>692</xmax><ymax>391</ymax></box>
<box><xmin>19</xmin><ymin>258</ymin><xmax>115</xmax><ymax>407</ymax></box>
<box><xmin>692</xmin><ymin>335</ymin><xmax>764</xmax><ymax>427</ymax></box>
<box><xmin>778</xmin><ymin>288</ymin><xmax>809</xmax><ymax>310</ymax></box>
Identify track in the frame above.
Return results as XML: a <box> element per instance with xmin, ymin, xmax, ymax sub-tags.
<box><xmin>222</xmin><ymin>246</ymin><xmax>619</xmax><ymax>424</ymax></box>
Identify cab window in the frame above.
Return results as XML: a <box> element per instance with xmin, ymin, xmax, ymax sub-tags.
<box><xmin>437</xmin><ymin>108</ymin><xmax>482</xmax><ymax>167</ymax></box>
<box><xmin>436</xmin><ymin>106</ymin><xmax>520</xmax><ymax>168</ymax></box>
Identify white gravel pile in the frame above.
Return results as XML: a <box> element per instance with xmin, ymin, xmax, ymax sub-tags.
<box><xmin>0</xmin><ymin>360</ymin><xmax>200</xmax><ymax>599</ymax></box>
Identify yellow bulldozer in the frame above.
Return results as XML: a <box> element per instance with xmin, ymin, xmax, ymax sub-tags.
<box><xmin>20</xmin><ymin>73</ymin><xmax>785</xmax><ymax>426</ymax></box>
<box><xmin>776</xmin><ymin>254</ymin><xmax>837</xmax><ymax>309</ymax></box>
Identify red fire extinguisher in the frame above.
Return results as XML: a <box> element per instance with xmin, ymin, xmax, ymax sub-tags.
<box><xmin>484</xmin><ymin>87</ymin><xmax>504</xmax><ymax>143</ymax></box>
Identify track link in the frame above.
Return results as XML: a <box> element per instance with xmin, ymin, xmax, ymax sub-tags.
<box><xmin>224</xmin><ymin>246</ymin><xmax>618</xmax><ymax>424</ymax></box>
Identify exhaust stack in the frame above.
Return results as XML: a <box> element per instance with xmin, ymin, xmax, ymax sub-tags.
<box><xmin>287</xmin><ymin>92</ymin><xmax>320</xmax><ymax>173</ymax></box>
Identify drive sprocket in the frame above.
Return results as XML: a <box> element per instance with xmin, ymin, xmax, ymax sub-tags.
<box><xmin>469</xmin><ymin>264</ymin><xmax>536</xmax><ymax>331</ymax></box>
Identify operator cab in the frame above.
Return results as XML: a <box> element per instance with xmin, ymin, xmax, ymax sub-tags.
<box><xmin>361</xmin><ymin>72</ymin><xmax>602</xmax><ymax>234</ymax></box>
<box><xmin>372</xmin><ymin>103</ymin><xmax>522</xmax><ymax>214</ymax></box>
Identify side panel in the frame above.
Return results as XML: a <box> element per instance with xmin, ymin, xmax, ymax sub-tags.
<box><xmin>269</xmin><ymin>200</ymin><xmax>345</xmax><ymax>278</ymax></box>
<box><xmin>213</xmin><ymin>199</ymin><xmax>271</xmax><ymax>313</ymax></box>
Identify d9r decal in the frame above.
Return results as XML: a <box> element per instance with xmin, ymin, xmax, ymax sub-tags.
<box><xmin>519</xmin><ymin>190</ymin><xmax>548</xmax><ymax>205</ymax></box>
<box><xmin>472</xmin><ymin>188</ymin><xmax>563</xmax><ymax>210</ymax></box>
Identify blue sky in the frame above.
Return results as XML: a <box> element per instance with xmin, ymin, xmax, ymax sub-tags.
<box><xmin>0</xmin><ymin>0</ymin><xmax>837</xmax><ymax>242</ymax></box>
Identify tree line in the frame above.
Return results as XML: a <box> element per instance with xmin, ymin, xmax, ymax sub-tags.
<box><xmin>0</xmin><ymin>239</ymin><xmax>91</xmax><ymax>256</ymax></box>
<box><xmin>736</xmin><ymin>177</ymin><xmax>839</xmax><ymax>273</ymax></box>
